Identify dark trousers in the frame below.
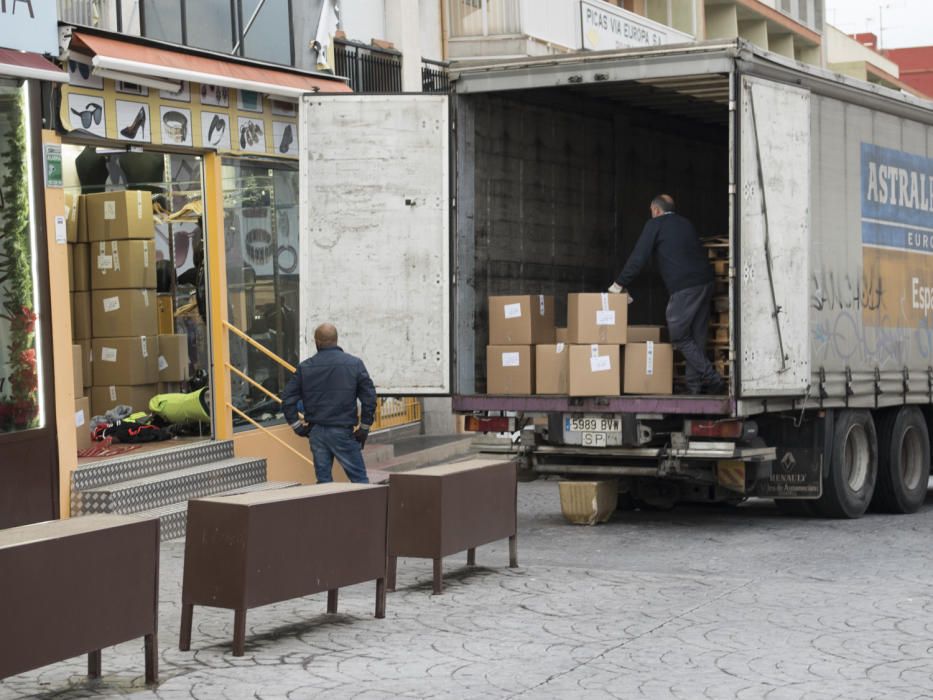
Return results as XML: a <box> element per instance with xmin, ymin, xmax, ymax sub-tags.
<box><xmin>309</xmin><ymin>425</ymin><xmax>369</xmax><ymax>483</ymax></box>
<box><xmin>666</xmin><ymin>281</ymin><xmax>721</xmax><ymax>393</ymax></box>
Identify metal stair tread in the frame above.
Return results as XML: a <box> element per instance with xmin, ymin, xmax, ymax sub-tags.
<box><xmin>80</xmin><ymin>457</ymin><xmax>266</xmax><ymax>494</ymax></box>
<box><xmin>75</xmin><ymin>439</ymin><xmax>232</xmax><ymax>473</ymax></box>
<box><xmin>131</xmin><ymin>481</ymin><xmax>301</xmax><ymax>519</ymax></box>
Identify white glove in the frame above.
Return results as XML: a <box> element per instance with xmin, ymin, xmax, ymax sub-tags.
<box><xmin>608</xmin><ymin>282</ymin><xmax>623</xmax><ymax>294</ymax></box>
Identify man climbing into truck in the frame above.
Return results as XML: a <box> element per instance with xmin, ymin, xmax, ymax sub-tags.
<box><xmin>609</xmin><ymin>194</ymin><xmax>726</xmax><ymax>395</ymax></box>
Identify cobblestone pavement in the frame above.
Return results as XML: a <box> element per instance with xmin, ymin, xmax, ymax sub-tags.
<box><xmin>5</xmin><ymin>479</ymin><xmax>933</xmax><ymax>699</ymax></box>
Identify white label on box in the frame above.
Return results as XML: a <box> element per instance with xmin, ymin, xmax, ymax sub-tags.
<box><xmin>55</xmin><ymin>215</ymin><xmax>66</xmax><ymax>244</ymax></box>
<box><xmin>646</xmin><ymin>341</ymin><xmax>654</xmax><ymax>376</ymax></box>
<box><xmin>104</xmin><ymin>200</ymin><xmax>116</xmax><ymax>221</ymax></box>
<box><xmin>591</xmin><ymin>344</ymin><xmax>599</xmax><ymax>357</ymax></box>
<box><xmin>109</xmin><ymin>386</ymin><xmax>117</xmax><ymax>401</ymax></box>
<box><xmin>137</xmin><ymin>191</ymin><xmax>143</xmax><ymax>220</ymax></box>
<box><xmin>502</xmin><ymin>352</ymin><xmax>521</xmax><ymax>367</ymax></box>
<box><xmin>158</xmin><ymin>355</ymin><xmax>168</xmax><ymax>372</ymax></box>
<box><xmin>503</xmin><ymin>303</ymin><xmax>522</xmax><ymax>319</ymax></box>
<box><xmin>596</xmin><ymin>310</ymin><xmax>616</xmax><ymax>326</ymax></box>
<box><xmin>142</xmin><ymin>290</ymin><xmax>150</xmax><ymax>307</ymax></box>
<box><xmin>590</xmin><ymin>355</ymin><xmax>611</xmax><ymax>373</ymax></box>
<box><xmin>601</xmin><ymin>292</ymin><xmax>609</xmax><ymax>311</ymax></box>
<box><xmin>556</xmin><ymin>342</ymin><xmax>565</xmax><ymax>353</ymax></box>
<box><xmin>97</xmin><ymin>254</ymin><xmax>113</xmax><ymax>270</ymax></box>
<box><xmin>140</xmin><ymin>336</ymin><xmax>149</xmax><ymax>358</ymax></box>
<box><xmin>538</xmin><ymin>294</ymin><xmax>545</xmax><ymax>316</ymax></box>
<box><xmin>75</xmin><ymin>409</ymin><xmax>85</xmax><ymax>427</ymax></box>
<box><xmin>111</xmin><ymin>241</ymin><xmax>120</xmax><ymax>271</ymax></box>
<box><xmin>102</xmin><ymin>296</ymin><xmax>120</xmax><ymax>313</ymax></box>
<box><xmin>143</xmin><ymin>241</ymin><xmax>150</xmax><ymax>268</ymax></box>
<box><xmin>101</xmin><ymin>347</ymin><xmax>117</xmax><ymax>362</ymax></box>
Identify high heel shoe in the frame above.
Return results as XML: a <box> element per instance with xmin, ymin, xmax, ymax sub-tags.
<box><xmin>121</xmin><ymin>107</ymin><xmax>146</xmax><ymax>139</ymax></box>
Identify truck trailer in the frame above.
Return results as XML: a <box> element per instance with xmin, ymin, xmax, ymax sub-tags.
<box><xmin>298</xmin><ymin>39</ymin><xmax>933</xmax><ymax>519</ymax></box>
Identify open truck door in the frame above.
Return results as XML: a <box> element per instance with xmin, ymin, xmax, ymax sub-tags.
<box><xmin>299</xmin><ymin>95</ymin><xmax>450</xmax><ymax>394</ymax></box>
<box><xmin>738</xmin><ymin>76</ymin><xmax>811</xmax><ymax>397</ymax></box>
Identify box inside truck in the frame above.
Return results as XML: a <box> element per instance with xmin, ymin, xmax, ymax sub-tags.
<box><xmin>457</xmin><ymin>74</ymin><xmax>731</xmax><ymax>394</ymax></box>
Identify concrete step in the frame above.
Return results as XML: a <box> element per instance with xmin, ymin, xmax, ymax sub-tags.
<box><xmin>133</xmin><ymin>480</ymin><xmax>300</xmax><ymax>541</ymax></box>
<box><xmin>72</xmin><ymin>439</ymin><xmax>235</xmax><ymax>495</ymax></box>
<box><xmin>362</xmin><ymin>442</ymin><xmax>395</xmax><ymax>466</ymax></box>
<box><xmin>73</xmin><ymin>457</ymin><xmax>267</xmax><ymax>516</ymax></box>
<box><xmin>374</xmin><ymin>435</ymin><xmax>476</xmax><ymax>473</ymax></box>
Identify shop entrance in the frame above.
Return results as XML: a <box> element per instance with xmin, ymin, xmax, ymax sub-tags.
<box><xmin>63</xmin><ymin>143</ymin><xmax>214</xmax><ymax>463</ymax></box>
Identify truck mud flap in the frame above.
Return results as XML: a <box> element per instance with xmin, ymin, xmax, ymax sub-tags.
<box><xmin>752</xmin><ymin>447</ymin><xmax>822</xmax><ymax>498</ymax></box>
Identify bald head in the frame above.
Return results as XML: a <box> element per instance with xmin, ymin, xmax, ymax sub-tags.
<box><xmin>650</xmin><ymin>194</ymin><xmax>675</xmax><ymax>217</ymax></box>
<box><xmin>314</xmin><ymin>323</ymin><xmax>339</xmax><ymax>350</ymax></box>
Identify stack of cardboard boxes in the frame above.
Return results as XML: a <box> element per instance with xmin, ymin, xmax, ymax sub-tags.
<box><xmin>486</xmin><ymin>293</ymin><xmax>673</xmax><ymax>396</ymax></box>
<box><xmin>69</xmin><ymin>190</ymin><xmax>190</xmax><ymax>423</ymax></box>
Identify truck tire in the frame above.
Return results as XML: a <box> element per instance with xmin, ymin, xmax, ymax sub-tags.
<box><xmin>871</xmin><ymin>407</ymin><xmax>929</xmax><ymax>514</ymax></box>
<box><xmin>813</xmin><ymin>409</ymin><xmax>877</xmax><ymax>519</ymax></box>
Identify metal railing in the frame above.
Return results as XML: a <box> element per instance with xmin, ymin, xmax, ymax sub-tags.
<box><xmin>222</xmin><ymin>320</ymin><xmax>421</xmax><ymax>442</ymax></box>
<box><xmin>334</xmin><ymin>40</ymin><xmax>403</xmax><ymax>93</ymax></box>
<box><xmin>421</xmin><ymin>59</ymin><xmax>450</xmax><ymax>93</ymax></box>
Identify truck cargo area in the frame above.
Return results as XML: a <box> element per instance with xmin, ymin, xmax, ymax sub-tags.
<box><xmin>452</xmin><ymin>73</ymin><xmax>731</xmax><ymax>408</ymax></box>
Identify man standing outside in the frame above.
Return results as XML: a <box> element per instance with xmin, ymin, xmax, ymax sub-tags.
<box><xmin>283</xmin><ymin>323</ymin><xmax>377</xmax><ymax>483</ymax></box>
<box><xmin>610</xmin><ymin>195</ymin><xmax>726</xmax><ymax>395</ymax></box>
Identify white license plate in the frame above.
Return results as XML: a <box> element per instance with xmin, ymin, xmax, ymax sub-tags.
<box><xmin>564</xmin><ymin>415</ymin><xmax>622</xmax><ymax>448</ymax></box>
<box><xmin>566</xmin><ymin>416</ymin><xmax>622</xmax><ymax>433</ymax></box>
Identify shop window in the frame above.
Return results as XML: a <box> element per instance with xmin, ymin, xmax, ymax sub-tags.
<box><xmin>186</xmin><ymin>0</ymin><xmax>237</xmax><ymax>53</ymax></box>
<box><xmin>241</xmin><ymin>0</ymin><xmax>294</xmax><ymax>66</ymax></box>
<box><xmin>0</xmin><ymin>85</ymin><xmax>42</xmax><ymax>433</ymax></box>
<box><xmin>140</xmin><ymin>0</ymin><xmax>184</xmax><ymax>44</ymax></box>
<box><xmin>222</xmin><ymin>161</ymin><xmax>299</xmax><ymax>430</ymax></box>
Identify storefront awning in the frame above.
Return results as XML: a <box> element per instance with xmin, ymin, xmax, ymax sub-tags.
<box><xmin>69</xmin><ymin>32</ymin><xmax>351</xmax><ymax>99</ymax></box>
<box><xmin>0</xmin><ymin>48</ymin><xmax>67</xmax><ymax>83</ymax></box>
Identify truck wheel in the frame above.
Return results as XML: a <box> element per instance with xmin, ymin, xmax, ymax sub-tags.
<box><xmin>813</xmin><ymin>409</ymin><xmax>877</xmax><ymax>519</ymax></box>
<box><xmin>871</xmin><ymin>407</ymin><xmax>929</xmax><ymax>514</ymax></box>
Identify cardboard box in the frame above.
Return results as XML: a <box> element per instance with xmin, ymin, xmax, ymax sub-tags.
<box><xmin>84</xmin><ymin>190</ymin><xmax>154</xmax><ymax>241</ymax></box>
<box><xmin>567</xmin><ymin>293</ymin><xmax>628</xmax><ymax>344</ymax></box>
<box><xmin>90</xmin><ymin>239</ymin><xmax>156</xmax><ymax>290</ymax></box>
<box><xmin>78</xmin><ymin>339</ymin><xmax>92</xmax><ymax>389</ymax></box>
<box><xmin>69</xmin><ymin>243</ymin><xmax>90</xmax><ymax>292</ymax></box>
<box><xmin>65</xmin><ymin>191</ymin><xmax>86</xmax><ymax>243</ymax></box>
<box><xmin>74</xmin><ymin>397</ymin><xmax>92</xmax><ymax>452</ymax></box>
<box><xmin>623</xmin><ymin>342</ymin><xmax>673</xmax><ymax>395</ymax></box>
<box><xmin>488</xmin><ymin>295</ymin><xmax>555</xmax><ymax>345</ymax></box>
<box><xmin>71</xmin><ymin>344</ymin><xmax>83</xmax><ymax>398</ymax></box>
<box><xmin>92</xmin><ymin>336</ymin><xmax>159</xmax><ymax>386</ymax></box>
<box><xmin>71</xmin><ymin>291</ymin><xmax>92</xmax><ymax>340</ymax></box>
<box><xmin>568</xmin><ymin>344</ymin><xmax>620</xmax><ymax>397</ymax></box>
<box><xmin>486</xmin><ymin>345</ymin><xmax>534</xmax><ymax>394</ymax></box>
<box><xmin>158</xmin><ymin>334</ymin><xmax>189</xmax><ymax>382</ymax></box>
<box><xmin>627</xmin><ymin>325</ymin><xmax>665</xmax><ymax>343</ymax></box>
<box><xmin>535</xmin><ymin>343</ymin><xmax>570</xmax><ymax>395</ymax></box>
<box><xmin>558</xmin><ymin>480</ymin><xmax>618</xmax><ymax>525</ymax></box>
<box><xmin>157</xmin><ymin>294</ymin><xmax>175</xmax><ymax>335</ymax></box>
<box><xmin>555</xmin><ymin>327</ymin><xmax>568</xmax><ymax>343</ymax></box>
<box><xmin>91</xmin><ymin>289</ymin><xmax>158</xmax><ymax>338</ymax></box>
<box><xmin>90</xmin><ymin>384</ymin><xmax>158</xmax><ymax>416</ymax></box>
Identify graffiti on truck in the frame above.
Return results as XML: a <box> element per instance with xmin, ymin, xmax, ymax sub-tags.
<box><xmin>810</xmin><ymin>267</ymin><xmax>883</xmax><ymax>312</ymax></box>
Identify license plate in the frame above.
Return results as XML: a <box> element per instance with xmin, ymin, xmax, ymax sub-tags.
<box><xmin>563</xmin><ymin>414</ymin><xmax>622</xmax><ymax>447</ymax></box>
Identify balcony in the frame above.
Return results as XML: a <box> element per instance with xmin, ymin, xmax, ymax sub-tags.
<box><xmin>446</xmin><ymin>0</ymin><xmax>695</xmax><ymax>61</ymax></box>
<box><xmin>333</xmin><ymin>39</ymin><xmax>403</xmax><ymax>93</ymax></box>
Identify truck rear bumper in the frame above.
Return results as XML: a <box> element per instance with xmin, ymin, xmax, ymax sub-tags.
<box><xmin>452</xmin><ymin>394</ymin><xmax>734</xmax><ymax>415</ymax></box>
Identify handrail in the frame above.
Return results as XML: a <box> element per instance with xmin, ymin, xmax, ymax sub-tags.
<box><xmin>228</xmin><ymin>364</ymin><xmax>282</xmax><ymax>404</ymax></box>
<box><xmin>223</xmin><ymin>320</ymin><xmax>296</xmax><ymax>373</ymax></box>
<box><xmin>227</xmin><ymin>402</ymin><xmax>313</xmax><ymax>467</ymax></box>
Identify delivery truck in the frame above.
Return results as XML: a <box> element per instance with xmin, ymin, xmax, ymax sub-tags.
<box><xmin>298</xmin><ymin>39</ymin><xmax>933</xmax><ymax>519</ymax></box>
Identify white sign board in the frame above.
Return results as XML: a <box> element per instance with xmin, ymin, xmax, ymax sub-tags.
<box><xmin>580</xmin><ymin>0</ymin><xmax>692</xmax><ymax>51</ymax></box>
<box><xmin>0</xmin><ymin>1</ymin><xmax>59</xmax><ymax>55</ymax></box>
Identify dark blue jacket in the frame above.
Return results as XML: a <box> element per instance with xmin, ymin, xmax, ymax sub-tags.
<box><xmin>282</xmin><ymin>346</ymin><xmax>377</xmax><ymax>429</ymax></box>
<box><xmin>615</xmin><ymin>212</ymin><xmax>713</xmax><ymax>293</ymax></box>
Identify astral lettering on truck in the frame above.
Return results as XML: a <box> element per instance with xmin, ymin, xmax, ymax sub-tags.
<box><xmin>912</xmin><ymin>278</ymin><xmax>933</xmax><ymax>316</ymax></box>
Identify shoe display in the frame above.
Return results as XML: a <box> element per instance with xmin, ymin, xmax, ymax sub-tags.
<box><xmin>279</xmin><ymin>124</ymin><xmax>293</xmax><ymax>153</ymax></box>
<box><xmin>208</xmin><ymin>115</ymin><xmax>226</xmax><ymax>146</ymax></box>
<box><xmin>120</xmin><ymin>106</ymin><xmax>146</xmax><ymax>139</ymax></box>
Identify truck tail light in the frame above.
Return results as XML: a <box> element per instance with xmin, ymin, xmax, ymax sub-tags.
<box><xmin>464</xmin><ymin>415</ymin><xmax>511</xmax><ymax>433</ymax></box>
<box><xmin>684</xmin><ymin>419</ymin><xmax>744</xmax><ymax>439</ymax></box>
